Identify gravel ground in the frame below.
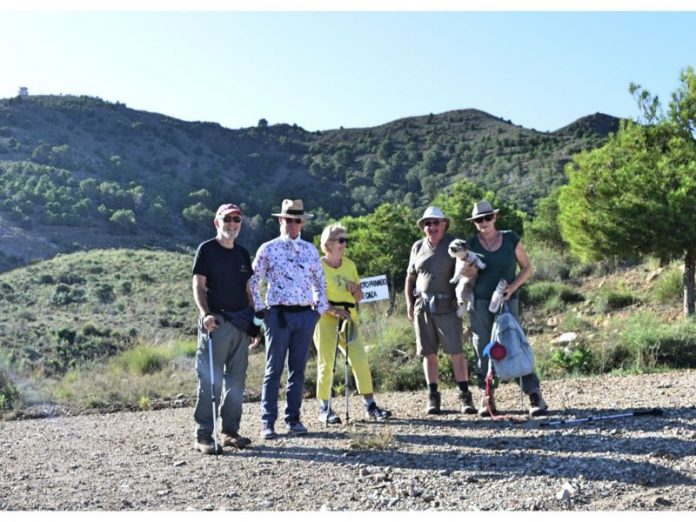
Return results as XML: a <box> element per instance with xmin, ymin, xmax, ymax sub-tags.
<box><xmin>1</xmin><ymin>370</ymin><xmax>695</xmax><ymax>511</ymax></box>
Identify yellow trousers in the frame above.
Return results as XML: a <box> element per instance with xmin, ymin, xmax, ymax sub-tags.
<box><xmin>313</xmin><ymin>313</ymin><xmax>374</xmax><ymax>401</ymax></box>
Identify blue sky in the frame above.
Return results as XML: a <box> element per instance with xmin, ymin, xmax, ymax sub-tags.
<box><xmin>2</xmin><ymin>7</ymin><xmax>696</xmax><ymax>132</ymax></box>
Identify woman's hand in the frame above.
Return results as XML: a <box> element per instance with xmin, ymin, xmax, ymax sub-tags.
<box><xmin>331</xmin><ymin>307</ymin><xmax>351</xmax><ymax>321</ymax></box>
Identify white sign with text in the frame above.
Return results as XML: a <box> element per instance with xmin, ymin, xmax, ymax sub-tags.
<box><xmin>360</xmin><ymin>275</ymin><xmax>389</xmax><ymax>303</ymax></box>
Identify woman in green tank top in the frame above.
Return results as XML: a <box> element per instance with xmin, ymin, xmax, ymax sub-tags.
<box><xmin>465</xmin><ymin>200</ymin><xmax>548</xmax><ymax>418</ymax></box>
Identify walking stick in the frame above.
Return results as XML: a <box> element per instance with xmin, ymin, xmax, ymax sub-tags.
<box><xmin>326</xmin><ymin>318</ymin><xmax>343</xmax><ymax>427</ymax></box>
<box><xmin>344</xmin><ymin>323</ymin><xmax>350</xmax><ymax>426</ymax></box>
<box><xmin>539</xmin><ymin>407</ymin><xmax>663</xmax><ymax>427</ymax></box>
<box><xmin>207</xmin><ymin>332</ymin><xmax>220</xmax><ymax>454</ymax></box>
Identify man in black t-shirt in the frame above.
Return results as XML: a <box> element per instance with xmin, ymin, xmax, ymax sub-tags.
<box><xmin>191</xmin><ymin>203</ymin><xmax>257</xmax><ymax>454</ymax></box>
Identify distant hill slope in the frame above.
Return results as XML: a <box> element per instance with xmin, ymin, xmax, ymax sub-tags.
<box><xmin>0</xmin><ymin>95</ymin><xmax>620</xmax><ymax>270</ymax></box>
<box><xmin>0</xmin><ymin>248</ymin><xmax>194</xmax><ymax>377</ymax></box>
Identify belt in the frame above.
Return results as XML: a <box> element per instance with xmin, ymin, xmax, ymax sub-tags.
<box><xmin>272</xmin><ymin>305</ymin><xmax>312</xmax><ymax>312</ymax></box>
<box><xmin>271</xmin><ymin>304</ymin><xmax>313</xmax><ymax>328</ymax></box>
<box><xmin>328</xmin><ymin>300</ymin><xmax>355</xmax><ymax>309</ymax></box>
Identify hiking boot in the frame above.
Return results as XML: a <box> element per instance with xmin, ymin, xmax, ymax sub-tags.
<box><xmin>529</xmin><ymin>391</ymin><xmax>549</xmax><ymax>417</ymax></box>
<box><xmin>478</xmin><ymin>394</ymin><xmax>498</xmax><ymax>417</ymax></box>
<box><xmin>318</xmin><ymin>406</ymin><xmax>341</xmax><ymax>424</ymax></box>
<box><xmin>459</xmin><ymin>390</ymin><xmax>477</xmax><ymax>414</ymax></box>
<box><xmin>260</xmin><ymin>423</ymin><xmax>277</xmax><ymax>440</ymax></box>
<box><xmin>194</xmin><ymin>437</ymin><xmax>222</xmax><ymax>455</ymax></box>
<box><xmin>366</xmin><ymin>402</ymin><xmax>392</xmax><ymax>420</ymax></box>
<box><xmin>220</xmin><ymin>431</ymin><xmax>252</xmax><ymax>449</ymax></box>
<box><xmin>426</xmin><ymin>391</ymin><xmax>441</xmax><ymax>415</ymax></box>
<box><xmin>285</xmin><ymin>421</ymin><xmax>308</xmax><ymax>435</ymax></box>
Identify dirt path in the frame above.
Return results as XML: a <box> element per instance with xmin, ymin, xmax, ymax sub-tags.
<box><xmin>1</xmin><ymin>370</ymin><xmax>695</xmax><ymax>511</ymax></box>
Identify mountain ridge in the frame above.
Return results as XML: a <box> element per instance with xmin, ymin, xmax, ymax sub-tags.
<box><xmin>0</xmin><ymin>94</ymin><xmax>620</xmax><ymax>271</ymax></box>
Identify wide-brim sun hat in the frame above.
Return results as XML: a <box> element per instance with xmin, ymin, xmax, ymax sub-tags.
<box><xmin>417</xmin><ymin>206</ymin><xmax>450</xmax><ymax>228</ymax></box>
<box><xmin>271</xmin><ymin>199</ymin><xmax>314</xmax><ymax>220</ymax></box>
<box><xmin>467</xmin><ymin>200</ymin><xmax>499</xmax><ymax>221</ymax></box>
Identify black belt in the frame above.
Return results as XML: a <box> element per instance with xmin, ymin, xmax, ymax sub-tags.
<box><xmin>272</xmin><ymin>304</ymin><xmax>313</xmax><ymax>328</ymax></box>
<box><xmin>329</xmin><ymin>300</ymin><xmax>355</xmax><ymax>309</ymax></box>
<box><xmin>272</xmin><ymin>305</ymin><xmax>312</xmax><ymax>312</ymax></box>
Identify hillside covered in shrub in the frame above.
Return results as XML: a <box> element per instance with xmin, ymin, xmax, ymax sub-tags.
<box><xmin>0</xmin><ymin>94</ymin><xmax>618</xmax><ymax>270</ymax></box>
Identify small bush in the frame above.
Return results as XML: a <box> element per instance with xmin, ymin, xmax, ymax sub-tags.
<box><xmin>527</xmin><ymin>244</ymin><xmax>573</xmax><ymax>281</ymax></box>
<box><xmin>116</xmin><ymin>345</ymin><xmax>170</xmax><ymax>375</ymax></box>
<box><xmin>550</xmin><ymin>341</ymin><xmax>596</xmax><ymax>375</ymax></box>
<box><xmin>0</xmin><ymin>368</ymin><xmax>19</xmax><ymax>410</ymax></box>
<box><xmin>651</xmin><ymin>267</ymin><xmax>682</xmax><ymax>304</ymax></box>
<box><xmin>524</xmin><ymin>282</ymin><xmax>584</xmax><ymax>307</ymax></box>
<box><xmin>51</xmin><ymin>284</ymin><xmax>86</xmax><ymax>306</ymax></box>
<box><xmin>594</xmin><ymin>288</ymin><xmax>637</xmax><ymax>313</ymax></box>
<box><xmin>93</xmin><ymin>283</ymin><xmax>116</xmax><ymax>304</ymax></box>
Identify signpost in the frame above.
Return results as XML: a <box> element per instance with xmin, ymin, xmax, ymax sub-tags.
<box><xmin>359</xmin><ymin>275</ymin><xmax>389</xmax><ymax>303</ymax></box>
<box><xmin>359</xmin><ymin>275</ymin><xmax>389</xmax><ymax>350</ymax></box>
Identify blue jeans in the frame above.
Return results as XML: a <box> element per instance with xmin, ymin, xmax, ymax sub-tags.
<box><xmin>469</xmin><ymin>298</ymin><xmax>540</xmax><ymax>394</ymax></box>
<box><xmin>261</xmin><ymin>307</ymin><xmax>320</xmax><ymax>426</ymax></box>
<box><xmin>193</xmin><ymin>316</ymin><xmax>249</xmax><ymax>440</ymax></box>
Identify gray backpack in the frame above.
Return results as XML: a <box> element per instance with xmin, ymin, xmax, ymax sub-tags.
<box><xmin>483</xmin><ymin>304</ymin><xmax>535</xmax><ymax>380</ymax></box>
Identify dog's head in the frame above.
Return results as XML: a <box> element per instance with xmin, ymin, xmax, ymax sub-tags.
<box><xmin>448</xmin><ymin>238</ymin><xmax>469</xmax><ymax>259</ymax></box>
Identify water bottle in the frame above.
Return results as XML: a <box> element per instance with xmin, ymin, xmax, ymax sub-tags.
<box><xmin>489</xmin><ymin>279</ymin><xmax>508</xmax><ymax>313</ymax></box>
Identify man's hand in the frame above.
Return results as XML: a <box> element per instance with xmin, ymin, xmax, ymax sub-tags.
<box><xmin>249</xmin><ymin>336</ymin><xmax>262</xmax><ymax>350</ymax></box>
<box><xmin>202</xmin><ymin>314</ymin><xmax>218</xmax><ymax>333</ymax></box>
<box><xmin>407</xmin><ymin>302</ymin><xmax>415</xmax><ymax>322</ymax></box>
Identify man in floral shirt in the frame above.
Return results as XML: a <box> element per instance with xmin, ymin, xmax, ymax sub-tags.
<box><xmin>250</xmin><ymin>199</ymin><xmax>329</xmax><ymax>440</ymax></box>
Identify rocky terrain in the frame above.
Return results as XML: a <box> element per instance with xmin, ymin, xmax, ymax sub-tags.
<box><xmin>1</xmin><ymin>370</ymin><xmax>695</xmax><ymax>511</ymax></box>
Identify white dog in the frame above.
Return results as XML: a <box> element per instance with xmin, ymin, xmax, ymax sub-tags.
<box><xmin>448</xmin><ymin>238</ymin><xmax>486</xmax><ymax>317</ymax></box>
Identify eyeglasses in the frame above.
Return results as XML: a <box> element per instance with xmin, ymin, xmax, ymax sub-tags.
<box><xmin>473</xmin><ymin>214</ymin><xmax>495</xmax><ymax>224</ymax></box>
<box><xmin>222</xmin><ymin>215</ymin><xmax>242</xmax><ymax>223</ymax></box>
<box><xmin>282</xmin><ymin>217</ymin><xmax>303</xmax><ymax>224</ymax></box>
<box><xmin>422</xmin><ymin>220</ymin><xmax>441</xmax><ymax>227</ymax></box>
<box><xmin>335</xmin><ymin>237</ymin><xmax>349</xmax><ymax>244</ymax></box>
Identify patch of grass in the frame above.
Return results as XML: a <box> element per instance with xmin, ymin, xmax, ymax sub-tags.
<box><xmin>526</xmin><ymin>244</ymin><xmax>573</xmax><ymax>281</ymax></box>
<box><xmin>594</xmin><ymin>288</ymin><xmax>638</xmax><ymax>313</ymax></box>
<box><xmin>524</xmin><ymin>281</ymin><xmax>584</xmax><ymax>307</ymax></box>
<box><xmin>0</xmin><ymin>368</ymin><xmax>19</xmax><ymax>410</ymax></box>
<box><xmin>348</xmin><ymin>426</ymin><xmax>396</xmax><ymax>450</ymax></box>
<box><xmin>51</xmin><ymin>339</ymin><xmax>196</xmax><ymax>409</ymax></box>
<box><xmin>651</xmin><ymin>266</ymin><xmax>683</xmax><ymax>304</ymax></box>
<box><xmin>600</xmin><ymin>313</ymin><xmax>696</xmax><ymax>371</ymax></box>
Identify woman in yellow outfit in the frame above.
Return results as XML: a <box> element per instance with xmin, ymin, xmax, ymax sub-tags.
<box><xmin>313</xmin><ymin>223</ymin><xmax>392</xmax><ymax>424</ymax></box>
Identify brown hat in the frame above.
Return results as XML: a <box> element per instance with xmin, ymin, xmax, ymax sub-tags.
<box><xmin>271</xmin><ymin>199</ymin><xmax>314</xmax><ymax>220</ymax></box>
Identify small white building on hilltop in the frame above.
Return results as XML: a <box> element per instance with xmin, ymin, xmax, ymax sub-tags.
<box><xmin>18</xmin><ymin>87</ymin><xmax>28</xmax><ymax>97</ymax></box>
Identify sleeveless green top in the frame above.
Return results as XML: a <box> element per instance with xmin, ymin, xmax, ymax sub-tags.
<box><xmin>467</xmin><ymin>230</ymin><xmax>520</xmax><ymax>300</ymax></box>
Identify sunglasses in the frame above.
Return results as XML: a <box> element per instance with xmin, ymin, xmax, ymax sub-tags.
<box><xmin>282</xmin><ymin>217</ymin><xmax>303</xmax><ymax>224</ymax></box>
<box><xmin>422</xmin><ymin>220</ymin><xmax>441</xmax><ymax>227</ymax></box>
<box><xmin>335</xmin><ymin>237</ymin><xmax>349</xmax><ymax>244</ymax></box>
<box><xmin>473</xmin><ymin>214</ymin><xmax>495</xmax><ymax>224</ymax></box>
<box><xmin>222</xmin><ymin>215</ymin><xmax>242</xmax><ymax>223</ymax></box>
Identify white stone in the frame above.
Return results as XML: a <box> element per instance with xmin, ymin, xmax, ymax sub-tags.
<box><xmin>552</xmin><ymin>332</ymin><xmax>578</xmax><ymax>345</ymax></box>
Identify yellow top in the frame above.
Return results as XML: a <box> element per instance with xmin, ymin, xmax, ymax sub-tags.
<box><xmin>321</xmin><ymin>256</ymin><xmax>360</xmax><ymax>321</ymax></box>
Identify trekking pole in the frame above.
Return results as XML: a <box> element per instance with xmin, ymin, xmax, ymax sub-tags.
<box><xmin>539</xmin><ymin>407</ymin><xmax>663</xmax><ymax>427</ymax></box>
<box><xmin>343</xmin><ymin>320</ymin><xmax>351</xmax><ymax>426</ymax></box>
<box><xmin>326</xmin><ymin>318</ymin><xmax>343</xmax><ymax>428</ymax></box>
<box><xmin>207</xmin><ymin>332</ymin><xmax>220</xmax><ymax>454</ymax></box>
